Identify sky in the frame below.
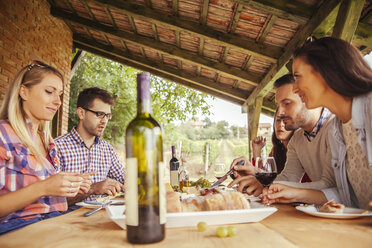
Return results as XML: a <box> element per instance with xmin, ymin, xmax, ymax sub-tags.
<box><xmin>200</xmin><ymin>52</ymin><xmax>372</xmax><ymax>128</ymax></box>
<box><xmin>198</xmin><ymin>97</ymin><xmax>273</xmax><ymax>127</ymax></box>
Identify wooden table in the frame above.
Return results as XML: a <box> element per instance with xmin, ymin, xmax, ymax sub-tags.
<box><xmin>1</xmin><ymin>205</ymin><xmax>371</xmax><ymax>248</ymax></box>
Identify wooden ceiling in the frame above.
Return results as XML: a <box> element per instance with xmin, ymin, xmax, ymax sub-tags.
<box><xmin>49</xmin><ymin>0</ymin><xmax>372</xmax><ymax>117</ymax></box>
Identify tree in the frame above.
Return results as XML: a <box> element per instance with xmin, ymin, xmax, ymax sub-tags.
<box><xmin>69</xmin><ymin>53</ymin><xmax>212</xmax><ymax>143</ymax></box>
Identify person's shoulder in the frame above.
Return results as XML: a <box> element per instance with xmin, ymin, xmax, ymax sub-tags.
<box><xmin>98</xmin><ymin>138</ymin><xmax>115</xmax><ymax>149</ymax></box>
<box><xmin>54</xmin><ymin>131</ymin><xmax>73</xmax><ymax>143</ymax></box>
<box><xmin>0</xmin><ymin>120</ymin><xmax>16</xmax><ymax>138</ymax></box>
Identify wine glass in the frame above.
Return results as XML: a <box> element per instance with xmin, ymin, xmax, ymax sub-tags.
<box><xmin>214</xmin><ymin>163</ymin><xmax>226</xmax><ymax>180</ymax></box>
<box><xmin>254</xmin><ymin>157</ymin><xmax>277</xmax><ymax>206</ymax></box>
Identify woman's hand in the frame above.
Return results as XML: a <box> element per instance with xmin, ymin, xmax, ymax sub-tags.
<box><xmin>42</xmin><ymin>172</ymin><xmax>83</xmax><ymax>197</ymax></box>
<box><xmin>252</xmin><ymin>136</ymin><xmax>266</xmax><ymax>159</ymax></box>
<box><xmin>78</xmin><ymin>172</ymin><xmax>95</xmax><ymax>194</ymax></box>
<box><xmin>262</xmin><ymin>184</ymin><xmax>301</xmax><ymax>204</ymax></box>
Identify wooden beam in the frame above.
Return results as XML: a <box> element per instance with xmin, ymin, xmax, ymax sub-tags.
<box><xmin>313</xmin><ymin>4</ymin><xmax>340</xmax><ymax>37</ymax></box>
<box><xmin>353</xmin><ymin>22</ymin><xmax>372</xmax><ymax>47</ymax></box>
<box><xmin>221</xmin><ymin>47</ymin><xmax>229</xmax><ymax>63</ymax></box>
<box><xmin>257</xmin><ymin>15</ymin><xmax>277</xmax><ymax>43</ymax></box>
<box><xmin>173</xmin><ymin>0</ymin><xmax>178</xmax><ymax>16</ymax></box>
<box><xmin>199</xmin><ymin>38</ymin><xmax>205</xmax><ymax>56</ymax></box>
<box><xmin>202</xmin><ymin>0</ymin><xmax>209</xmax><ymax>25</ymax></box>
<box><xmin>332</xmin><ymin>0</ymin><xmax>365</xmax><ymax>42</ymax></box>
<box><xmin>245</xmin><ymin>0</ymin><xmax>339</xmax><ymax>106</ymax></box>
<box><xmin>145</xmin><ymin>0</ymin><xmax>152</xmax><ymax>9</ymax></box>
<box><xmin>230</xmin><ymin>0</ymin><xmax>311</xmax><ymax>25</ymax></box>
<box><xmin>80</xmin><ymin>0</ymin><xmax>97</xmax><ymax>22</ymax></box>
<box><xmin>73</xmin><ymin>35</ymin><xmax>250</xmax><ymax>102</ymax></box>
<box><xmin>73</xmin><ymin>41</ymin><xmax>246</xmax><ymax>106</ymax></box>
<box><xmin>104</xmin><ymin>7</ymin><xmax>117</xmax><ymax>28</ymax></box>
<box><xmin>244</xmin><ymin>55</ymin><xmax>254</xmax><ymax>71</ymax></box>
<box><xmin>128</xmin><ymin>15</ymin><xmax>137</xmax><ymax>34</ymax></box>
<box><xmin>229</xmin><ymin>3</ymin><xmax>243</xmax><ymax>33</ymax></box>
<box><xmin>51</xmin><ymin>7</ymin><xmax>262</xmax><ymax>86</ymax></box>
<box><xmin>242</xmin><ymin>97</ymin><xmax>276</xmax><ymax>113</ymax></box>
<box><xmin>152</xmin><ymin>23</ymin><xmax>159</xmax><ymax>41</ymax></box>
<box><xmin>84</xmin><ymin>0</ymin><xmax>282</xmax><ymax>62</ymax></box>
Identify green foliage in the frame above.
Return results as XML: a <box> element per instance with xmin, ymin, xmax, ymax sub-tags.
<box><xmin>227</xmin><ymin>139</ymin><xmax>249</xmax><ymax>157</ymax></box>
<box><xmin>69</xmin><ymin>53</ymin><xmax>212</xmax><ymax>143</ymax></box>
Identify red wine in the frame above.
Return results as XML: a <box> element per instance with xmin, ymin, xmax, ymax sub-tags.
<box><xmin>255</xmin><ymin>172</ymin><xmax>277</xmax><ymax>187</ymax></box>
<box><xmin>127</xmin><ymin>206</ymin><xmax>165</xmax><ymax>244</ymax></box>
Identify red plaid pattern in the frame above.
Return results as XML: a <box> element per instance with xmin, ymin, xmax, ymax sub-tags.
<box><xmin>0</xmin><ymin>120</ymin><xmax>67</xmax><ymax>223</ymax></box>
<box><xmin>55</xmin><ymin>127</ymin><xmax>124</xmax><ymax>185</ymax></box>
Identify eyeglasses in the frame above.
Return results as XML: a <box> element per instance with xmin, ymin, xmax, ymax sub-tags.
<box><xmin>82</xmin><ymin>107</ymin><xmax>112</xmax><ymax>120</ymax></box>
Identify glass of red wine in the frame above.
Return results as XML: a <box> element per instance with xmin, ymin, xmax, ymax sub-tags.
<box><xmin>254</xmin><ymin>157</ymin><xmax>277</xmax><ymax>206</ymax></box>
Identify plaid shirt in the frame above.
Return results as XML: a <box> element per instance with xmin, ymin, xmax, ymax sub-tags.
<box><xmin>304</xmin><ymin>108</ymin><xmax>331</xmax><ymax>142</ymax></box>
<box><xmin>0</xmin><ymin>120</ymin><xmax>67</xmax><ymax>223</ymax></box>
<box><xmin>55</xmin><ymin>127</ymin><xmax>124</xmax><ymax>186</ymax></box>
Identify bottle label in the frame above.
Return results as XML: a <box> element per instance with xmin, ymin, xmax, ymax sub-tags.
<box><xmin>125</xmin><ymin>157</ymin><xmax>138</xmax><ymax>226</ymax></box>
<box><xmin>170</xmin><ymin>170</ymin><xmax>179</xmax><ymax>187</ymax></box>
<box><xmin>159</xmin><ymin>161</ymin><xmax>166</xmax><ymax>224</ymax></box>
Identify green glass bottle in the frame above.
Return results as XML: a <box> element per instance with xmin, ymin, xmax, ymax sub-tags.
<box><xmin>125</xmin><ymin>73</ymin><xmax>165</xmax><ymax>244</ymax></box>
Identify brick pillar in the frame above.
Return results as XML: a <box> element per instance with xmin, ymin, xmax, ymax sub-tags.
<box><xmin>0</xmin><ymin>0</ymin><xmax>72</xmax><ymax>135</ymax></box>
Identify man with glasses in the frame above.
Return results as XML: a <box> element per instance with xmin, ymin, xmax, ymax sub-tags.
<box><xmin>55</xmin><ymin>87</ymin><xmax>124</xmax><ymax>205</ymax></box>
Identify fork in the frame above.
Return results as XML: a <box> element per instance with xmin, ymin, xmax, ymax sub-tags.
<box><xmin>83</xmin><ymin>200</ymin><xmax>112</xmax><ymax>217</ymax></box>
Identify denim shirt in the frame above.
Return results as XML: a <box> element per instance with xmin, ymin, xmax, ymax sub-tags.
<box><xmin>322</xmin><ymin>91</ymin><xmax>372</xmax><ymax>207</ymax></box>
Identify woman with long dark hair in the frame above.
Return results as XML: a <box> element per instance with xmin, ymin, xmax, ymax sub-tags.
<box><xmin>252</xmin><ymin>112</ymin><xmax>294</xmax><ymax>174</ymax></box>
<box><xmin>265</xmin><ymin>37</ymin><xmax>372</xmax><ymax>209</ymax></box>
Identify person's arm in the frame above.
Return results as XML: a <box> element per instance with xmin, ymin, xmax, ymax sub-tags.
<box><xmin>107</xmin><ymin>147</ymin><xmax>125</xmax><ymax>185</ymax></box>
<box><xmin>263</xmin><ymin>183</ymin><xmax>328</xmax><ymax>205</ymax></box>
<box><xmin>0</xmin><ymin>171</ymin><xmax>83</xmax><ymax>218</ymax></box>
<box><xmin>275</xmin><ymin>135</ymin><xmax>305</xmax><ymax>182</ymax></box>
<box><xmin>252</xmin><ymin>136</ymin><xmax>266</xmax><ymax>160</ymax></box>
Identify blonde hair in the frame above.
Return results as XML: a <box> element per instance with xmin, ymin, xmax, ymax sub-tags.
<box><xmin>0</xmin><ymin>61</ymin><xmax>64</xmax><ymax>164</ymax></box>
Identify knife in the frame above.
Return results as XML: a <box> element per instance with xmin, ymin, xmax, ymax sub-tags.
<box><xmin>83</xmin><ymin>200</ymin><xmax>112</xmax><ymax>217</ymax></box>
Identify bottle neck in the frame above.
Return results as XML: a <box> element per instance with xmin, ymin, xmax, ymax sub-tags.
<box><xmin>137</xmin><ymin>99</ymin><xmax>152</xmax><ymax>115</ymax></box>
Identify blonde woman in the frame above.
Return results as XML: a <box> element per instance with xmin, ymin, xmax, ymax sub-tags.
<box><xmin>0</xmin><ymin>61</ymin><xmax>90</xmax><ymax>234</ymax></box>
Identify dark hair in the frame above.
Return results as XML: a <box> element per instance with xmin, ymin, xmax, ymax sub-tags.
<box><xmin>293</xmin><ymin>37</ymin><xmax>372</xmax><ymax>97</ymax></box>
<box><xmin>77</xmin><ymin>87</ymin><xmax>116</xmax><ymax>108</ymax></box>
<box><xmin>271</xmin><ymin>110</ymin><xmax>295</xmax><ymax>174</ymax></box>
<box><xmin>273</xmin><ymin>74</ymin><xmax>295</xmax><ymax>89</ymax></box>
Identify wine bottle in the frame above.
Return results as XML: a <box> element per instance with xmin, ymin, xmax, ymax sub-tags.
<box><xmin>125</xmin><ymin>73</ymin><xmax>165</xmax><ymax>244</ymax></box>
<box><xmin>169</xmin><ymin>146</ymin><xmax>180</xmax><ymax>187</ymax></box>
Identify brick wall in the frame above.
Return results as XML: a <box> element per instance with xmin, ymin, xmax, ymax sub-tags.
<box><xmin>0</xmin><ymin>0</ymin><xmax>72</xmax><ymax>135</ymax></box>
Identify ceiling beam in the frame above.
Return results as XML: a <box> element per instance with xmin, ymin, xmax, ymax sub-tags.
<box><xmin>73</xmin><ymin>41</ymin><xmax>246</xmax><ymax>106</ymax></box>
<box><xmin>84</xmin><ymin>0</ymin><xmax>281</xmax><ymax>62</ymax></box>
<box><xmin>245</xmin><ymin>0</ymin><xmax>340</xmax><ymax>106</ymax></box>
<box><xmin>230</xmin><ymin>0</ymin><xmax>312</xmax><ymax>25</ymax></box>
<box><xmin>51</xmin><ymin>8</ymin><xmax>262</xmax><ymax>86</ymax></box>
<box><xmin>73</xmin><ymin>35</ymin><xmax>251</xmax><ymax>101</ymax></box>
<box><xmin>332</xmin><ymin>0</ymin><xmax>365</xmax><ymax>42</ymax></box>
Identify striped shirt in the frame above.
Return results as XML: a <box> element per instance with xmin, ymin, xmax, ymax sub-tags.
<box><xmin>304</xmin><ymin>108</ymin><xmax>331</xmax><ymax>142</ymax></box>
<box><xmin>0</xmin><ymin>120</ymin><xmax>67</xmax><ymax>223</ymax></box>
<box><xmin>55</xmin><ymin>127</ymin><xmax>124</xmax><ymax>186</ymax></box>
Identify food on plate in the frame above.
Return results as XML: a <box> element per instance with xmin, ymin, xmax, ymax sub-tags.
<box><xmin>318</xmin><ymin>200</ymin><xmax>345</xmax><ymax>213</ymax></box>
<box><xmin>96</xmin><ymin>192</ymin><xmax>124</xmax><ymax>203</ymax></box>
<box><xmin>191</xmin><ymin>177</ymin><xmax>211</xmax><ymax>188</ymax></box>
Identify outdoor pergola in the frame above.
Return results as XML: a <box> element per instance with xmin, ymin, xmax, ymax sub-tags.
<box><xmin>49</xmin><ymin>0</ymin><xmax>372</xmax><ymax>151</ymax></box>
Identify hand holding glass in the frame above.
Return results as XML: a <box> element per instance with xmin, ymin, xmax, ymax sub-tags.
<box><xmin>254</xmin><ymin>157</ymin><xmax>277</xmax><ymax>205</ymax></box>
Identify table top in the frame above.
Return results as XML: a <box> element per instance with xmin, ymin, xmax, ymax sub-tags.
<box><xmin>1</xmin><ymin>204</ymin><xmax>372</xmax><ymax>248</ymax></box>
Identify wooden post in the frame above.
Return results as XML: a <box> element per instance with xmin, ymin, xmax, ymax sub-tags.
<box><xmin>247</xmin><ymin>96</ymin><xmax>263</xmax><ymax>160</ymax></box>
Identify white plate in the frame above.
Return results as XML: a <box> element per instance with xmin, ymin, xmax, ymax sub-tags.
<box><xmin>106</xmin><ymin>205</ymin><xmax>277</xmax><ymax>229</ymax></box>
<box><xmin>296</xmin><ymin>205</ymin><xmax>372</xmax><ymax>219</ymax></box>
<box><xmin>76</xmin><ymin>199</ymin><xmax>125</xmax><ymax>208</ymax></box>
